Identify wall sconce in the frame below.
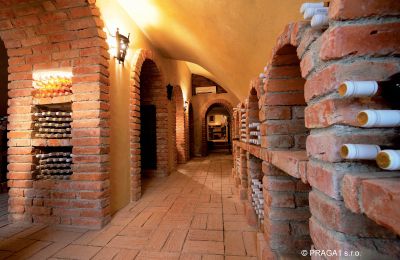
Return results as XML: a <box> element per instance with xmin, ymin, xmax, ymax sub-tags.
<box><xmin>184</xmin><ymin>100</ymin><xmax>189</xmax><ymax>111</ymax></box>
<box><xmin>115</xmin><ymin>28</ymin><xmax>130</xmax><ymax>64</ymax></box>
<box><xmin>166</xmin><ymin>84</ymin><xmax>173</xmax><ymax>100</ymax></box>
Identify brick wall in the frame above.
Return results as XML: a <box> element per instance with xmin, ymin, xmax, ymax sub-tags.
<box><xmin>233</xmin><ymin>0</ymin><xmax>400</xmax><ymax>258</ymax></box>
<box><xmin>0</xmin><ymin>0</ymin><xmax>110</xmax><ymax>229</ymax></box>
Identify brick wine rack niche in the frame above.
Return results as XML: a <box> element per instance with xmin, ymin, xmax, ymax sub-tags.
<box><xmin>233</xmin><ymin>0</ymin><xmax>400</xmax><ymax>259</ymax></box>
<box><xmin>1</xmin><ymin>0</ymin><xmax>111</xmax><ymax>229</ymax></box>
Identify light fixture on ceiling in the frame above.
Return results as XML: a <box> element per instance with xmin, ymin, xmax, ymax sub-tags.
<box><xmin>114</xmin><ymin>28</ymin><xmax>130</xmax><ymax>64</ymax></box>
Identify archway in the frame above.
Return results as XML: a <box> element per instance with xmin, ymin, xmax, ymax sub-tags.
<box><xmin>205</xmin><ymin>104</ymin><xmax>231</xmax><ymax>153</ymax></box>
<box><xmin>174</xmin><ymin>86</ymin><xmax>186</xmax><ymax>164</ymax></box>
<box><xmin>140</xmin><ymin>60</ymin><xmax>167</xmax><ymax>175</ymax></box>
<box><xmin>129</xmin><ymin>50</ymin><xmax>171</xmax><ymax>201</ymax></box>
<box><xmin>201</xmin><ymin>99</ymin><xmax>233</xmax><ymax>156</ymax></box>
<box><xmin>0</xmin><ymin>39</ymin><xmax>8</xmax><ymax>220</ymax></box>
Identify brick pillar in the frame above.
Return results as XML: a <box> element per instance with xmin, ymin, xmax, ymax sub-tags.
<box><xmin>1</xmin><ymin>0</ymin><xmax>111</xmax><ymax>228</ymax></box>
<box><xmin>302</xmin><ymin>0</ymin><xmax>400</xmax><ymax>258</ymax></box>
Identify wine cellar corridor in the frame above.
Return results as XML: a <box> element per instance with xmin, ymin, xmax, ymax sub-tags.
<box><xmin>0</xmin><ymin>0</ymin><xmax>400</xmax><ymax>259</ymax></box>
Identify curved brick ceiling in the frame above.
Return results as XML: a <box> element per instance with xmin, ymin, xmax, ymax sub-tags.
<box><xmin>117</xmin><ymin>0</ymin><xmax>307</xmax><ymax>100</ymax></box>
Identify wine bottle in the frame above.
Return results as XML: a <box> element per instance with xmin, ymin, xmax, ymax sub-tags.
<box><xmin>300</xmin><ymin>2</ymin><xmax>329</xmax><ymax>14</ymax></box>
<box><xmin>311</xmin><ymin>14</ymin><xmax>329</xmax><ymax>29</ymax></box>
<box><xmin>357</xmin><ymin>110</ymin><xmax>400</xmax><ymax>127</ymax></box>
<box><xmin>304</xmin><ymin>7</ymin><xmax>328</xmax><ymax>20</ymax></box>
<box><xmin>340</xmin><ymin>144</ymin><xmax>381</xmax><ymax>160</ymax></box>
<box><xmin>376</xmin><ymin>150</ymin><xmax>400</xmax><ymax>170</ymax></box>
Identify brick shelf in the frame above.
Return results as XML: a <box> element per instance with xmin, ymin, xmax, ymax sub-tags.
<box><xmin>342</xmin><ymin>173</ymin><xmax>400</xmax><ymax>236</ymax></box>
<box><xmin>269</xmin><ymin>150</ymin><xmax>308</xmax><ymax>181</ymax></box>
<box><xmin>33</xmin><ymin>95</ymin><xmax>72</xmax><ymax>105</ymax></box>
<box><xmin>234</xmin><ymin>140</ymin><xmax>308</xmax><ymax>181</ymax></box>
<box><xmin>31</xmin><ymin>138</ymin><xmax>72</xmax><ymax>147</ymax></box>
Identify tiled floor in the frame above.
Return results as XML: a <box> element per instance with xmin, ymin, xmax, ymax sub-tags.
<box><xmin>0</xmin><ymin>154</ymin><xmax>257</xmax><ymax>259</ymax></box>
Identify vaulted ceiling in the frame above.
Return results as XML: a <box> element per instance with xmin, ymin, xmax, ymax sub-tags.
<box><xmin>117</xmin><ymin>0</ymin><xmax>308</xmax><ymax>99</ymax></box>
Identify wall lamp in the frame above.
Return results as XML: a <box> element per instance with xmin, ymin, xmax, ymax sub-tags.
<box><xmin>114</xmin><ymin>28</ymin><xmax>130</xmax><ymax>64</ymax></box>
<box><xmin>184</xmin><ymin>100</ymin><xmax>189</xmax><ymax>111</ymax></box>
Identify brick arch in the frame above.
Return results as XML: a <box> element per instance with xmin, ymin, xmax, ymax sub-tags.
<box><xmin>0</xmin><ymin>0</ymin><xmax>111</xmax><ymax>228</ymax></box>
<box><xmin>129</xmin><ymin>49</ymin><xmax>169</xmax><ymax>201</ymax></box>
<box><xmin>261</xmin><ymin>23</ymin><xmax>308</xmax><ymax>151</ymax></box>
<box><xmin>173</xmin><ymin>85</ymin><xmax>186</xmax><ymax>164</ymax></box>
<box><xmin>201</xmin><ymin>99</ymin><xmax>233</xmax><ymax>156</ymax></box>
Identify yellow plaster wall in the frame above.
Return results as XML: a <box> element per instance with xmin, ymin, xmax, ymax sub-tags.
<box><xmin>96</xmin><ymin>0</ymin><xmax>192</xmax><ymax>214</ymax></box>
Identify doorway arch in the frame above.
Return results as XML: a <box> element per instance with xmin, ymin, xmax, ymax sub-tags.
<box><xmin>129</xmin><ymin>49</ymin><xmax>170</xmax><ymax>201</ymax></box>
<box><xmin>201</xmin><ymin>99</ymin><xmax>233</xmax><ymax>156</ymax></box>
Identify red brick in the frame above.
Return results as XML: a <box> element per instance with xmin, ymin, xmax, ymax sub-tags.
<box><xmin>14</xmin><ymin>6</ymin><xmax>42</xmax><ymax>16</ymax></box>
<box><xmin>263</xmin><ymin>176</ymin><xmax>295</xmax><ymax>192</ymax></box>
<box><xmin>265</xmin><ymin>207</ymin><xmax>310</xmax><ymax>221</ymax></box>
<box><xmin>262</xmin><ymin>163</ymin><xmax>287</xmax><ymax>177</ymax></box>
<box><xmin>269</xmin><ymin>151</ymin><xmax>308</xmax><ymax>179</ymax></box>
<box><xmin>321</xmin><ymin>23</ymin><xmax>400</xmax><ymax>61</ymax></box>
<box><xmin>310</xmin><ymin>217</ymin><xmax>400</xmax><ymax>259</ymax></box>
<box><xmin>12</xmin><ymin>15</ymin><xmax>40</xmax><ymax>27</ymax></box>
<box><xmin>8</xmin><ymin>64</ymin><xmax>31</xmax><ymax>73</ymax></box>
<box><xmin>263</xmin><ymin>92</ymin><xmax>305</xmax><ymax>106</ymax></box>
<box><xmin>304</xmin><ymin>61</ymin><xmax>400</xmax><ymax>102</ymax></box>
<box><xmin>38</xmin><ymin>11</ymin><xmax>68</xmax><ymax>24</ymax></box>
<box><xmin>4</xmin><ymin>40</ymin><xmax>22</xmax><ymax>49</ymax></box>
<box><xmin>306</xmin><ymin>129</ymin><xmax>398</xmax><ymax>163</ymax></box>
<box><xmin>65</xmin><ymin>17</ymin><xmax>97</xmax><ymax>31</ymax></box>
<box><xmin>361</xmin><ymin>179</ymin><xmax>400</xmax><ymax>236</ymax></box>
<box><xmin>265</xmin><ymin>191</ymin><xmax>295</xmax><ymax>208</ymax></box>
<box><xmin>342</xmin><ymin>172</ymin><xmax>400</xmax><ymax>214</ymax></box>
<box><xmin>306</xmin><ymin>160</ymin><xmax>344</xmax><ymax>200</ymax></box>
<box><xmin>305</xmin><ymin>98</ymin><xmax>386</xmax><ymax>129</ymax></box>
<box><xmin>264</xmin><ymin>120</ymin><xmax>307</xmax><ymax>135</ymax></box>
<box><xmin>264</xmin><ymin>78</ymin><xmax>305</xmax><ymax>93</ymax></box>
<box><xmin>21</xmin><ymin>36</ymin><xmax>48</xmax><ymax>47</ymax></box>
<box><xmin>263</xmin><ymin>135</ymin><xmax>294</xmax><ymax>149</ymax></box>
<box><xmin>309</xmin><ymin>190</ymin><xmax>395</xmax><ymax>238</ymax></box>
<box><xmin>0</xmin><ymin>20</ymin><xmax>13</xmax><ymax>30</ymax></box>
<box><xmin>329</xmin><ymin>0</ymin><xmax>400</xmax><ymax>20</ymax></box>
<box><xmin>8</xmin><ymin>48</ymin><xmax>32</xmax><ymax>57</ymax></box>
<box><xmin>71</xmin><ymin>37</ymin><xmax>108</xmax><ymax>49</ymax></box>
<box><xmin>52</xmin><ymin>50</ymin><xmax>79</xmax><ymax>60</ymax></box>
<box><xmin>55</xmin><ymin>0</ymin><xmax>87</xmax><ymax>9</ymax></box>
<box><xmin>69</xmin><ymin>7</ymin><xmax>98</xmax><ymax>19</ymax></box>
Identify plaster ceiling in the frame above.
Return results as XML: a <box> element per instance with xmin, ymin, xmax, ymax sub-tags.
<box><xmin>117</xmin><ymin>0</ymin><xmax>309</xmax><ymax>100</ymax></box>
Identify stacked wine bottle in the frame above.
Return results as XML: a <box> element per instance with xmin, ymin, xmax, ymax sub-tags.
<box><xmin>240</xmin><ymin>109</ymin><xmax>247</xmax><ymax>142</ymax></box>
<box><xmin>35</xmin><ymin>152</ymin><xmax>73</xmax><ymax>180</ymax></box>
<box><xmin>34</xmin><ymin>111</ymin><xmax>72</xmax><ymax>139</ymax></box>
<box><xmin>249</xmin><ymin>122</ymin><xmax>261</xmax><ymax>145</ymax></box>
<box><xmin>251</xmin><ymin>179</ymin><xmax>264</xmax><ymax>224</ymax></box>
<box><xmin>33</xmin><ymin>72</ymin><xmax>72</xmax><ymax>98</ymax></box>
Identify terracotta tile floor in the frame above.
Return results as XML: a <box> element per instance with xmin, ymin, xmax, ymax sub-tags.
<box><xmin>0</xmin><ymin>154</ymin><xmax>257</xmax><ymax>259</ymax></box>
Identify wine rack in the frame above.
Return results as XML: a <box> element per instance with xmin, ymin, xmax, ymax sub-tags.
<box><xmin>32</xmin><ymin>70</ymin><xmax>72</xmax><ymax>98</ymax></box>
<box><xmin>33</xmin><ymin>104</ymin><xmax>72</xmax><ymax>139</ymax></box>
<box><xmin>251</xmin><ymin>178</ymin><xmax>264</xmax><ymax>224</ymax></box>
<box><xmin>240</xmin><ymin>109</ymin><xmax>247</xmax><ymax>142</ymax></box>
<box><xmin>249</xmin><ymin>122</ymin><xmax>261</xmax><ymax>145</ymax></box>
<box><xmin>33</xmin><ymin>147</ymin><xmax>73</xmax><ymax>180</ymax></box>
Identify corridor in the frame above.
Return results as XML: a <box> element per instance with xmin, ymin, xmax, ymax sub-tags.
<box><xmin>0</xmin><ymin>154</ymin><xmax>257</xmax><ymax>260</ymax></box>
